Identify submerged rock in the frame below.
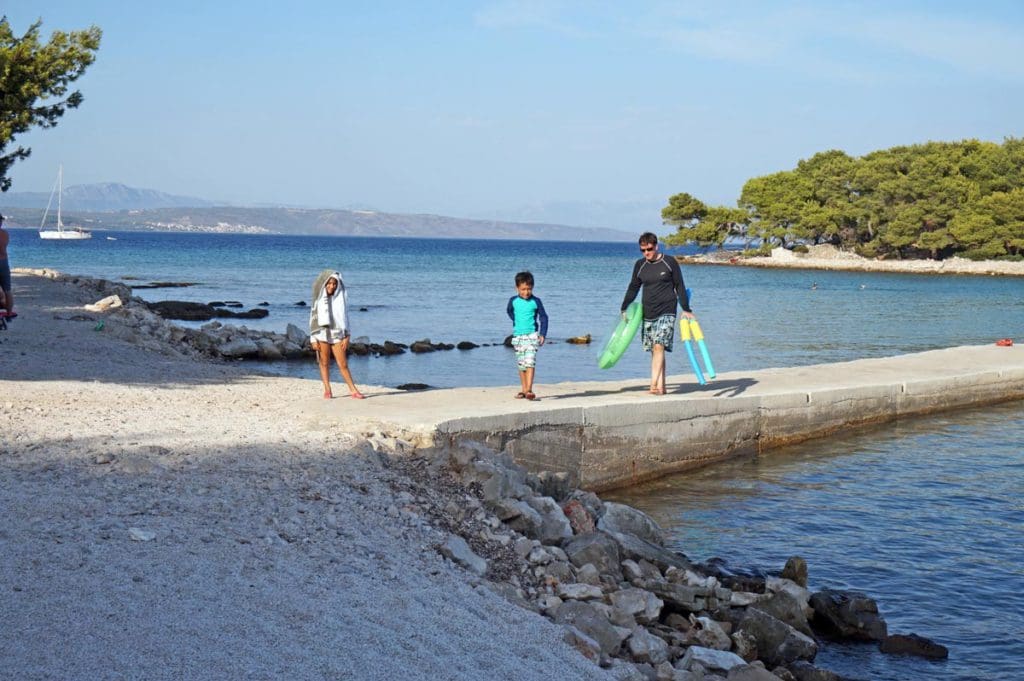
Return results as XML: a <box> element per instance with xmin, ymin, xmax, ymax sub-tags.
<box><xmin>809</xmin><ymin>589</ymin><xmax>887</xmax><ymax>642</ymax></box>
<box><xmin>148</xmin><ymin>300</ymin><xmax>216</xmax><ymax>321</ymax></box>
<box><xmin>879</xmin><ymin>633</ymin><xmax>948</xmax><ymax>659</ymax></box>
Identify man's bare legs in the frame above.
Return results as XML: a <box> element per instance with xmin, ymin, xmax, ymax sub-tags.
<box><xmin>650</xmin><ymin>344</ymin><xmax>666</xmax><ymax>394</ymax></box>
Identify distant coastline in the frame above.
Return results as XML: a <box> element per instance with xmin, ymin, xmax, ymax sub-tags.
<box><xmin>678</xmin><ymin>244</ymin><xmax>1024</xmax><ymax>277</ymax></box>
<box><xmin>0</xmin><ymin>203</ymin><xmax>635</xmax><ymax>242</ymax></box>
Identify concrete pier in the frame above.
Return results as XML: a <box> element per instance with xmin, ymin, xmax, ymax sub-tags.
<box><xmin>329</xmin><ymin>344</ymin><xmax>1024</xmax><ymax>492</ymax></box>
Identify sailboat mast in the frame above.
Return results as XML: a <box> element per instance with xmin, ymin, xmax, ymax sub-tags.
<box><xmin>57</xmin><ymin>164</ymin><xmax>64</xmax><ymax>229</ymax></box>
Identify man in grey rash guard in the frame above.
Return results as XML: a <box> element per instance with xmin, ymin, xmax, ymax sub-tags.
<box><xmin>620</xmin><ymin>231</ymin><xmax>694</xmax><ymax>394</ymax></box>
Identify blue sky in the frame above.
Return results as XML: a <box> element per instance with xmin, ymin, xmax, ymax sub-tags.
<box><xmin>5</xmin><ymin>1</ymin><xmax>1024</xmax><ymax>228</ymax></box>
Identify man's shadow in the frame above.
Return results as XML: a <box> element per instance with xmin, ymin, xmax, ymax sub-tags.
<box><xmin>545</xmin><ymin>377</ymin><xmax>758</xmax><ymax>400</ymax></box>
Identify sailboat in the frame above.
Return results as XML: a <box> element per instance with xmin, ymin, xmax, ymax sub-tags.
<box><xmin>39</xmin><ymin>165</ymin><xmax>91</xmax><ymax>240</ymax></box>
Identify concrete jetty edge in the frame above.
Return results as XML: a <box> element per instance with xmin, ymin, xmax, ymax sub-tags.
<box><xmin>342</xmin><ymin>345</ymin><xmax>1024</xmax><ymax>492</ymax></box>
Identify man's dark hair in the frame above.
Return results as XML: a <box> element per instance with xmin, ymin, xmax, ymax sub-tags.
<box><xmin>514</xmin><ymin>271</ymin><xmax>534</xmax><ymax>287</ymax></box>
<box><xmin>638</xmin><ymin>232</ymin><xmax>658</xmax><ymax>246</ymax></box>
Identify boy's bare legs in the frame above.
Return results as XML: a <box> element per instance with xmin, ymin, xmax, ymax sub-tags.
<box><xmin>524</xmin><ymin>367</ymin><xmax>535</xmax><ymax>395</ymax></box>
<box><xmin>314</xmin><ymin>341</ymin><xmax>333</xmax><ymax>397</ymax></box>
<box><xmin>330</xmin><ymin>338</ymin><xmax>363</xmax><ymax>397</ymax></box>
<box><xmin>650</xmin><ymin>344</ymin><xmax>666</xmax><ymax>394</ymax></box>
<box><xmin>518</xmin><ymin>369</ymin><xmax>529</xmax><ymax>396</ymax></box>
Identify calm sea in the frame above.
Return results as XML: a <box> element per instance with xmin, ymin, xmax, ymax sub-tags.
<box><xmin>9</xmin><ymin>227</ymin><xmax>1024</xmax><ymax>679</ymax></box>
<box><xmin>9</xmin><ymin>229</ymin><xmax>1024</xmax><ymax>388</ymax></box>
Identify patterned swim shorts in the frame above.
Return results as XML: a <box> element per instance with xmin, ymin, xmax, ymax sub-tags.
<box><xmin>512</xmin><ymin>332</ymin><xmax>540</xmax><ymax>370</ymax></box>
<box><xmin>642</xmin><ymin>314</ymin><xmax>676</xmax><ymax>352</ymax></box>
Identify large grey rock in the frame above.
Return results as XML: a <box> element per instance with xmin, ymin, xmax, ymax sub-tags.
<box><xmin>526</xmin><ymin>495</ymin><xmax>574</xmax><ymax>545</ymax></box>
<box><xmin>738</xmin><ymin>608</ymin><xmax>818</xmax><ymax>668</ymax></box>
<box><xmin>808</xmin><ymin>589</ymin><xmax>887</xmax><ymax>642</ymax></box>
<box><xmin>552</xmin><ymin>600</ymin><xmax>630</xmax><ymax>656</ymax></box>
<box><xmin>610</xmin><ymin>588</ymin><xmax>663</xmax><ymax>625</ymax></box>
<box><xmin>218</xmin><ymin>338</ymin><xmax>259</xmax><ymax>358</ymax></box>
<box><xmin>611</xmin><ymin>531</ymin><xmax>691</xmax><ymax>573</ymax></box>
<box><xmin>438</xmin><ymin>534</ymin><xmax>487</xmax><ymax>576</ymax></box>
<box><xmin>754</xmin><ymin>590</ymin><xmax>812</xmax><ymax>637</ymax></box>
<box><xmin>598</xmin><ymin>502</ymin><xmax>666</xmax><ymax>546</ymax></box>
<box><xmin>564</xmin><ymin>532</ymin><xmax>622</xmax><ymax>581</ymax></box>
<box><xmin>505</xmin><ymin>500</ymin><xmax>545</xmax><ymax>539</ymax></box>
<box><xmin>677</xmin><ymin>646</ymin><xmax>746</xmax><ymax>674</ymax></box>
<box><xmin>285</xmin><ymin>323</ymin><xmax>307</xmax><ymax>345</ymax></box>
<box><xmin>626</xmin><ymin>626</ymin><xmax>670</xmax><ymax>665</ymax></box>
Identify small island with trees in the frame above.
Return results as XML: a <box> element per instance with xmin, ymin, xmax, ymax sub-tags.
<box><xmin>662</xmin><ymin>138</ymin><xmax>1024</xmax><ymax>274</ymax></box>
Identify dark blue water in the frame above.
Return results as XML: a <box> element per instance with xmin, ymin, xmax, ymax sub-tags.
<box><xmin>609</xmin><ymin>401</ymin><xmax>1024</xmax><ymax>681</ymax></box>
<box><xmin>9</xmin><ymin>227</ymin><xmax>1024</xmax><ymax>679</ymax></box>
<box><xmin>9</xmin><ymin>229</ymin><xmax>1024</xmax><ymax>389</ymax></box>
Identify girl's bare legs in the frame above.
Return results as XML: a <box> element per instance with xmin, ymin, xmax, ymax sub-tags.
<box><xmin>314</xmin><ymin>341</ymin><xmax>333</xmax><ymax>398</ymax></box>
<box><xmin>650</xmin><ymin>344</ymin><xmax>666</xmax><ymax>394</ymax></box>
<box><xmin>330</xmin><ymin>337</ymin><xmax>363</xmax><ymax>397</ymax></box>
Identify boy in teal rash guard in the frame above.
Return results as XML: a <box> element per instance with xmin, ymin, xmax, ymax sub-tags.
<box><xmin>506</xmin><ymin>271</ymin><xmax>548</xmax><ymax>400</ymax></box>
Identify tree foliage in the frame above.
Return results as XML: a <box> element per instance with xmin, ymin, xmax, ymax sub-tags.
<box><xmin>663</xmin><ymin>138</ymin><xmax>1024</xmax><ymax>260</ymax></box>
<box><xmin>0</xmin><ymin>17</ymin><xmax>102</xmax><ymax>191</ymax></box>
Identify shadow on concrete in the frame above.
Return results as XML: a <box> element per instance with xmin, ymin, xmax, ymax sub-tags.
<box><xmin>707</xmin><ymin>377</ymin><xmax>758</xmax><ymax>398</ymax></box>
<box><xmin>544</xmin><ymin>377</ymin><xmax>758</xmax><ymax>401</ymax></box>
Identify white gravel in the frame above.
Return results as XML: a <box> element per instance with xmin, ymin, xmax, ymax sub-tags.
<box><xmin>0</xmin><ymin>271</ymin><xmax>617</xmax><ymax>680</ymax></box>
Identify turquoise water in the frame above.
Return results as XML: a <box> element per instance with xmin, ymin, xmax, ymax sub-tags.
<box><xmin>609</xmin><ymin>402</ymin><xmax>1024</xmax><ymax>681</ymax></box>
<box><xmin>9</xmin><ymin>228</ymin><xmax>1024</xmax><ymax>389</ymax></box>
<box><xmin>9</xmin><ymin>227</ymin><xmax>1024</xmax><ymax>679</ymax></box>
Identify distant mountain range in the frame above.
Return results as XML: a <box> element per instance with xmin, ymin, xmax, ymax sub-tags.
<box><xmin>0</xmin><ymin>183</ymin><xmax>634</xmax><ymax>241</ymax></box>
<box><xmin>0</xmin><ymin>182</ymin><xmax>221</xmax><ymax>211</ymax></box>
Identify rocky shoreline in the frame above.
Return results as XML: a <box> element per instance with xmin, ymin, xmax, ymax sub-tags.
<box><xmin>679</xmin><ymin>244</ymin><xmax>1024</xmax><ymax>277</ymax></box>
<box><xmin>5</xmin><ymin>268</ymin><xmax>949</xmax><ymax>680</ymax></box>
<box><xmin>383</xmin><ymin>438</ymin><xmax>948</xmax><ymax>680</ymax></box>
<box><xmin>16</xmin><ymin>268</ymin><xmax>496</xmax><ymax>365</ymax></box>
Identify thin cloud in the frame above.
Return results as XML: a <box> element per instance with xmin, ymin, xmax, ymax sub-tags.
<box><xmin>856</xmin><ymin>11</ymin><xmax>1024</xmax><ymax>80</ymax></box>
<box><xmin>476</xmin><ymin>2</ymin><xmax>1024</xmax><ymax>83</ymax></box>
<box><xmin>473</xmin><ymin>0</ymin><xmax>590</xmax><ymax>36</ymax></box>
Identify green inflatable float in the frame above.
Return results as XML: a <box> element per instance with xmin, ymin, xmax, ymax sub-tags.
<box><xmin>597</xmin><ymin>302</ymin><xmax>642</xmax><ymax>369</ymax></box>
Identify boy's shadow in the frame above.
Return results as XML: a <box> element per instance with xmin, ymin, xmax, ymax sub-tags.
<box><xmin>545</xmin><ymin>377</ymin><xmax>758</xmax><ymax>400</ymax></box>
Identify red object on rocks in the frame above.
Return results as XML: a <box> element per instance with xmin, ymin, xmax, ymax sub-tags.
<box><xmin>562</xmin><ymin>499</ymin><xmax>596</xmax><ymax>535</ymax></box>
<box><xmin>995</xmin><ymin>338</ymin><xmax>1014</xmax><ymax>347</ymax></box>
